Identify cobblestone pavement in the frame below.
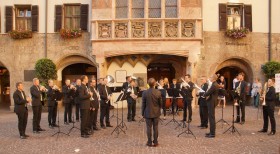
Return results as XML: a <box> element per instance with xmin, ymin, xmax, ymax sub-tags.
<box><xmin>0</xmin><ymin>105</ymin><xmax>280</xmax><ymax>154</ymax></box>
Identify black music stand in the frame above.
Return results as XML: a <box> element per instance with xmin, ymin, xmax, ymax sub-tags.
<box><xmin>165</xmin><ymin>88</ymin><xmax>180</xmax><ymax>126</ymax></box>
<box><xmin>177</xmin><ymin>106</ymin><xmax>196</xmax><ymax>139</ymax></box>
<box><xmin>223</xmin><ymin>91</ymin><xmax>241</xmax><ymax>136</ymax></box>
<box><xmin>110</xmin><ymin>87</ymin><xmax>121</xmax><ymax>120</ymax></box>
<box><xmin>216</xmin><ymin>101</ymin><xmax>229</xmax><ymax>127</ymax></box>
<box><xmin>111</xmin><ymin>92</ymin><xmax>126</xmax><ymax>136</ymax></box>
<box><xmin>67</xmin><ymin>104</ymin><xmax>80</xmax><ymax>135</ymax></box>
<box><xmin>119</xmin><ymin>91</ymin><xmax>129</xmax><ymax>130</ymax></box>
<box><xmin>51</xmin><ymin>102</ymin><xmax>69</xmax><ymax>139</ymax></box>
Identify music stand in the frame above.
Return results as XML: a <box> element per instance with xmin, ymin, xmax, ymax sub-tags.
<box><xmin>110</xmin><ymin>87</ymin><xmax>121</xmax><ymax>120</ymax></box>
<box><xmin>165</xmin><ymin>88</ymin><xmax>180</xmax><ymax>126</ymax></box>
<box><xmin>51</xmin><ymin>102</ymin><xmax>69</xmax><ymax>139</ymax></box>
<box><xmin>67</xmin><ymin>104</ymin><xmax>80</xmax><ymax>135</ymax></box>
<box><xmin>177</xmin><ymin>106</ymin><xmax>196</xmax><ymax>139</ymax></box>
<box><xmin>216</xmin><ymin>102</ymin><xmax>229</xmax><ymax>127</ymax></box>
<box><xmin>111</xmin><ymin>92</ymin><xmax>126</xmax><ymax>136</ymax></box>
<box><xmin>119</xmin><ymin>91</ymin><xmax>128</xmax><ymax>130</ymax></box>
<box><xmin>223</xmin><ymin>91</ymin><xmax>241</xmax><ymax>136</ymax></box>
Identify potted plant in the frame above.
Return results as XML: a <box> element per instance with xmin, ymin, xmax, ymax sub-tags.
<box><xmin>225</xmin><ymin>27</ymin><xmax>249</xmax><ymax>39</ymax></box>
<box><xmin>9</xmin><ymin>29</ymin><xmax>32</xmax><ymax>39</ymax></box>
<box><xmin>60</xmin><ymin>29</ymin><xmax>82</xmax><ymax>39</ymax></box>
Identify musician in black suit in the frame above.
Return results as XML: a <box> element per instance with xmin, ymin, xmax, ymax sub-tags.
<box><xmin>122</xmin><ymin>76</ymin><xmax>131</xmax><ymax>91</ymax></box>
<box><xmin>203</xmin><ymin>74</ymin><xmax>219</xmax><ymax>138</ymax></box>
<box><xmin>30</xmin><ymin>78</ymin><xmax>46</xmax><ymax>133</ymax></box>
<box><xmin>126</xmin><ymin>79</ymin><xmax>138</xmax><ymax>122</ymax></box>
<box><xmin>180</xmin><ymin>74</ymin><xmax>194</xmax><ymax>122</ymax></box>
<box><xmin>170</xmin><ymin>79</ymin><xmax>180</xmax><ymax>114</ymax></box>
<box><xmin>74</xmin><ymin>79</ymin><xmax>81</xmax><ymax>122</ymax></box>
<box><xmin>46</xmin><ymin>80</ymin><xmax>60</xmax><ymax>128</ymax></box>
<box><xmin>158</xmin><ymin>79</ymin><xmax>167</xmax><ymax>119</ymax></box>
<box><xmin>97</xmin><ymin>78</ymin><xmax>103</xmax><ymax>92</ymax></box>
<box><xmin>62</xmin><ymin>79</ymin><xmax>75</xmax><ymax>124</ymax></box>
<box><xmin>258</xmin><ymin>78</ymin><xmax>276</xmax><ymax>135</ymax></box>
<box><xmin>78</xmin><ymin>75</ymin><xmax>92</xmax><ymax>138</ymax></box>
<box><xmin>99</xmin><ymin>77</ymin><xmax>113</xmax><ymax>128</ymax></box>
<box><xmin>234</xmin><ymin>72</ymin><xmax>247</xmax><ymax>124</ymax></box>
<box><xmin>197</xmin><ymin>77</ymin><xmax>208</xmax><ymax>128</ymax></box>
<box><xmin>14</xmin><ymin>82</ymin><xmax>31</xmax><ymax>139</ymax></box>
<box><xmin>89</xmin><ymin>78</ymin><xmax>100</xmax><ymax>131</ymax></box>
<box><xmin>142</xmin><ymin>78</ymin><xmax>162</xmax><ymax>147</ymax></box>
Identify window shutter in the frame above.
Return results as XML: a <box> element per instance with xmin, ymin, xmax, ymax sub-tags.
<box><xmin>244</xmin><ymin>5</ymin><xmax>252</xmax><ymax>31</ymax></box>
<box><xmin>32</xmin><ymin>5</ymin><xmax>39</xmax><ymax>32</ymax></box>
<box><xmin>55</xmin><ymin>5</ymin><xmax>62</xmax><ymax>32</ymax></box>
<box><xmin>219</xmin><ymin>3</ymin><xmax>227</xmax><ymax>31</ymax></box>
<box><xmin>80</xmin><ymin>4</ymin><xmax>89</xmax><ymax>31</ymax></box>
<box><xmin>5</xmin><ymin>6</ymin><xmax>13</xmax><ymax>33</ymax></box>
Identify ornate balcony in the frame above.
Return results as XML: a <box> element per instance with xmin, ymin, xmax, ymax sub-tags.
<box><xmin>91</xmin><ymin>18</ymin><xmax>202</xmax><ymax>41</ymax></box>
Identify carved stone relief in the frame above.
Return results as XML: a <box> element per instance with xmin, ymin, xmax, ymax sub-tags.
<box><xmin>131</xmin><ymin>22</ymin><xmax>145</xmax><ymax>38</ymax></box>
<box><xmin>148</xmin><ymin>22</ymin><xmax>162</xmax><ymax>38</ymax></box>
<box><xmin>115</xmin><ymin>23</ymin><xmax>128</xmax><ymax>38</ymax></box>
<box><xmin>181</xmin><ymin>22</ymin><xmax>195</xmax><ymax>37</ymax></box>
<box><xmin>165</xmin><ymin>22</ymin><xmax>178</xmax><ymax>37</ymax></box>
<box><xmin>98</xmin><ymin>23</ymin><xmax>111</xmax><ymax>38</ymax></box>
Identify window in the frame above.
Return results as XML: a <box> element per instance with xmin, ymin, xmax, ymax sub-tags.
<box><xmin>132</xmin><ymin>0</ymin><xmax>144</xmax><ymax>18</ymax></box>
<box><xmin>219</xmin><ymin>3</ymin><xmax>252</xmax><ymax>31</ymax></box>
<box><xmin>116</xmin><ymin>0</ymin><xmax>128</xmax><ymax>18</ymax></box>
<box><xmin>64</xmin><ymin>5</ymin><xmax>81</xmax><ymax>29</ymax></box>
<box><xmin>149</xmin><ymin>0</ymin><xmax>161</xmax><ymax>18</ymax></box>
<box><xmin>15</xmin><ymin>5</ymin><xmax>32</xmax><ymax>30</ymax></box>
<box><xmin>165</xmin><ymin>0</ymin><xmax>177</xmax><ymax>18</ymax></box>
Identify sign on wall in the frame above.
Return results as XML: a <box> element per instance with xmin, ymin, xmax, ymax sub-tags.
<box><xmin>115</xmin><ymin>70</ymin><xmax>127</xmax><ymax>83</ymax></box>
<box><xmin>275</xmin><ymin>73</ymin><xmax>280</xmax><ymax>93</ymax></box>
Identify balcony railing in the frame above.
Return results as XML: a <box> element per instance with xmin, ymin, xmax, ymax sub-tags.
<box><xmin>91</xmin><ymin>18</ymin><xmax>202</xmax><ymax>41</ymax></box>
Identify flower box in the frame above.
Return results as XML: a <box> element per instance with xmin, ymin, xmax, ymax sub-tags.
<box><xmin>60</xmin><ymin>29</ymin><xmax>82</xmax><ymax>39</ymax></box>
<box><xmin>225</xmin><ymin>27</ymin><xmax>249</xmax><ymax>39</ymax></box>
<box><xmin>9</xmin><ymin>30</ymin><xmax>32</xmax><ymax>39</ymax></box>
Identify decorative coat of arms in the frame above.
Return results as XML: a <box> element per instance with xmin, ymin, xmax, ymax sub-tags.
<box><xmin>98</xmin><ymin>23</ymin><xmax>111</xmax><ymax>38</ymax></box>
<box><xmin>182</xmin><ymin>22</ymin><xmax>195</xmax><ymax>37</ymax></box>
<box><xmin>132</xmin><ymin>22</ymin><xmax>145</xmax><ymax>38</ymax></box>
<box><xmin>115</xmin><ymin>23</ymin><xmax>128</xmax><ymax>38</ymax></box>
<box><xmin>165</xmin><ymin>22</ymin><xmax>178</xmax><ymax>37</ymax></box>
<box><xmin>148</xmin><ymin>22</ymin><xmax>161</xmax><ymax>38</ymax></box>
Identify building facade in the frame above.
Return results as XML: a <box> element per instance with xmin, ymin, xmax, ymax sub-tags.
<box><xmin>0</xmin><ymin>0</ymin><xmax>279</xmax><ymax>110</ymax></box>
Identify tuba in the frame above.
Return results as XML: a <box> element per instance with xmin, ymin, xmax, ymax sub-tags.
<box><xmin>105</xmin><ymin>75</ymin><xmax>114</xmax><ymax>104</ymax></box>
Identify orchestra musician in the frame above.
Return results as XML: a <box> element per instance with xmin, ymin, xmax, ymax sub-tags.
<box><xmin>234</xmin><ymin>72</ymin><xmax>247</xmax><ymax>125</ymax></box>
<box><xmin>126</xmin><ymin>79</ymin><xmax>138</xmax><ymax>122</ymax></box>
<box><xmin>258</xmin><ymin>78</ymin><xmax>276</xmax><ymax>135</ymax></box>
<box><xmin>46</xmin><ymin>80</ymin><xmax>60</xmax><ymax>128</ymax></box>
<box><xmin>30</xmin><ymin>78</ymin><xmax>46</xmax><ymax>133</ymax></box>
<box><xmin>74</xmin><ymin>79</ymin><xmax>81</xmax><ymax>122</ymax></box>
<box><xmin>217</xmin><ymin>75</ymin><xmax>227</xmax><ymax>108</ymax></box>
<box><xmin>122</xmin><ymin>76</ymin><xmax>131</xmax><ymax>91</ymax></box>
<box><xmin>170</xmin><ymin>79</ymin><xmax>180</xmax><ymax>114</ymax></box>
<box><xmin>62</xmin><ymin>79</ymin><xmax>76</xmax><ymax>125</ymax></box>
<box><xmin>99</xmin><ymin>77</ymin><xmax>113</xmax><ymax>129</ymax></box>
<box><xmin>158</xmin><ymin>79</ymin><xmax>167</xmax><ymax>120</ymax></box>
<box><xmin>163</xmin><ymin>77</ymin><xmax>170</xmax><ymax>89</ymax></box>
<box><xmin>180</xmin><ymin>74</ymin><xmax>194</xmax><ymax>122</ymax></box>
<box><xmin>89</xmin><ymin>78</ymin><xmax>100</xmax><ymax>131</ymax></box>
<box><xmin>197</xmin><ymin>77</ymin><xmax>209</xmax><ymax>129</ymax></box>
<box><xmin>14</xmin><ymin>82</ymin><xmax>31</xmax><ymax>139</ymax></box>
<box><xmin>203</xmin><ymin>74</ymin><xmax>219</xmax><ymax>138</ymax></box>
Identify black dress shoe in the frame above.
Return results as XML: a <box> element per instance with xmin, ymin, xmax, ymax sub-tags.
<box><xmin>234</xmin><ymin>120</ymin><xmax>240</xmax><ymax>123</ymax></box>
<box><xmin>258</xmin><ymin>129</ymin><xmax>267</xmax><ymax>133</ymax></box>
<box><xmin>93</xmin><ymin>127</ymin><xmax>100</xmax><ymax>131</ymax></box>
<box><xmin>81</xmin><ymin>135</ymin><xmax>89</xmax><ymax>138</ymax></box>
<box><xmin>24</xmin><ymin>134</ymin><xmax>30</xmax><ymax>137</ymax></box>
<box><xmin>197</xmin><ymin>125</ymin><xmax>203</xmax><ymax>127</ymax></box>
<box><xmin>146</xmin><ymin>143</ymin><xmax>153</xmax><ymax>147</ymax></box>
<box><xmin>33</xmin><ymin>131</ymin><xmax>40</xmax><ymax>134</ymax></box>
<box><xmin>205</xmin><ymin>133</ymin><xmax>211</xmax><ymax>136</ymax></box>
<box><xmin>153</xmin><ymin>143</ymin><xmax>159</xmax><ymax>147</ymax></box>
<box><xmin>240</xmin><ymin>121</ymin><xmax>245</xmax><ymax>125</ymax></box>
<box><xmin>106</xmin><ymin>124</ymin><xmax>113</xmax><ymax>127</ymax></box>
<box><xmin>20</xmin><ymin>136</ymin><xmax>27</xmax><ymax>139</ymax></box>
<box><xmin>132</xmin><ymin>119</ymin><xmax>136</xmax><ymax>121</ymax></box>
<box><xmin>38</xmin><ymin>128</ymin><xmax>46</xmax><ymax>131</ymax></box>
<box><xmin>101</xmin><ymin>125</ymin><xmax>106</xmax><ymax>129</ymax></box>
<box><xmin>201</xmin><ymin>126</ymin><xmax>208</xmax><ymax>129</ymax></box>
<box><xmin>52</xmin><ymin>124</ymin><xmax>59</xmax><ymax>127</ymax></box>
<box><xmin>205</xmin><ymin>134</ymin><xmax>215</xmax><ymax>138</ymax></box>
<box><xmin>268</xmin><ymin>131</ymin><xmax>276</xmax><ymax>135</ymax></box>
<box><xmin>49</xmin><ymin>125</ymin><xmax>54</xmax><ymax>129</ymax></box>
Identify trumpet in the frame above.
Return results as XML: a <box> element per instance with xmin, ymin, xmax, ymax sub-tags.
<box><xmin>181</xmin><ymin>77</ymin><xmax>190</xmax><ymax>88</ymax></box>
<box><xmin>52</xmin><ymin>85</ymin><xmax>60</xmax><ymax>91</ymax></box>
<box><xmin>70</xmin><ymin>84</ymin><xmax>76</xmax><ymax>90</ymax></box>
<box><xmin>86</xmin><ymin>86</ymin><xmax>94</xmax><ymax>101</ymax></box>
<box><xmin>39</xmin><ymin>85</ymin><xmax>48</xmax><ymax>92</ymax></box>
<box><xmin>156</xmin><ymin>82</ymin><xmax>163</xmax><ymax>89</ymax></box>
<box><xmin>106</xmin><ymin>94</ymin><xmax>112</xmax><ymax>104</ymax></box>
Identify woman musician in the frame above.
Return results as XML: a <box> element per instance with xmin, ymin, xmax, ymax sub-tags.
<box><xmin>258</xmin><ymin>78</ymin><xmax>276</xmax><ymax>135</ymax></box>
<box><xmin>157</xmin><ymin>79</ymin><xmax>167</xmax><ymax>120</ymax></box>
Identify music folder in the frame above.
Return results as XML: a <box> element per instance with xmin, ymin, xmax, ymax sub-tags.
<box><xmin>114</xmin><ymin>92</ymin><xmax>128</xmax><ymax>104</ymax></box>
<box><xmin>167</xmin><ymin>88</ymin><xmax>180</xmax><ymax>98</ymax></box>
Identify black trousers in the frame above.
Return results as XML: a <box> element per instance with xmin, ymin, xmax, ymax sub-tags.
<box><xmin>127</xmin><ymin>100</ymin><xmax>136</xmax><ymax>120</ymax></box>
<box><xmin>171</xmin><ymin>97</ymin><xmax>178</xmax><ymax>113</ymax></box>
<box><xmin>145</xmin><ymin>117</ymin><xmax>159</xmax><ymax>144</ymax></box>
<box><xmin>236</xmin><ymin>100</ymin><xmax>246</xmax><ymax>122</ymax></box>
<box><xmin>262</xmin><ymin>106</ymin><xmax>276</xmax><ymax>132</ymax></box>
<box><xmin>183</xmin><ymin>99</ymin><xmax>192</xmax><ymax>121</ymax></box>
<box><xmin>16</xmin><ymin>109</ymin><xmax>28</xmax><ymax>136</ymax></box>
<box><xmin>80</xmin><ymin>109</ymin><xmax>90</xmax><ymax>135</ymax></box>
<box><xmin>100</xmin><ymin>104</ymin><xmax>110</xmax><ymax>126</ymax></box>
<box><xmin>88</xmin><ymin>109</ymin><xmax>99</xmax><ymax>129</ymax></box>
<box><xmin>162</xmin><ymin>97</ymin><xmax>166</xmax><ymax>116</ymax></box>
<box><xmin>64</xmin><ymin>103</ymin><xmax>72</xmax><ymax>122</ymax></box>
<box><xmin>199</xmin><ymin>105</ymin><xmax>208</xmax><ymax>127</ymax></box>
<box><xmin>48</xmin><ymin>105</ymin><xmax>57</xmax><ymax>125</ymax></box>
<box><xmin>32</xmin><ymin>105</ymin><xmax>42</xmax><ymax>131</ymax></box>
<box><xmin>208</xmin><ymin>102</ymin><xmax>216</xmax><ymax>135</ymax></box>
<box><xmin>75</xmin><ymin>103</ymin><xmax>80</xmax><ymax>120</ymax></box>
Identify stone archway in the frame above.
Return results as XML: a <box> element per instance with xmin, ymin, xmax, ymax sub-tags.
<box><xmin>0</xmin><ymin>62</ymin><xmax>10</xmax><ymax>110</ymax></box>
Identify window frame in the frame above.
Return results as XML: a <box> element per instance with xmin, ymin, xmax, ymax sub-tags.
<box><xmin>226</xmin><ymin>3</ymin><xmax>244</xmax><ymax>30</ymax></box>
<box><xmin>14</xmin><ymin>5</ymin><xmax>32</xmax><ymax>31</ymax></box>
<box><xmin>115</xmin><ymin>0</ymin><xmax>129</xmax><ymax>19</ymax></box>
<box><xmin>63</xmin><ymin>3</ymin><xmax>81</xmax><ymax>30</ymax></box>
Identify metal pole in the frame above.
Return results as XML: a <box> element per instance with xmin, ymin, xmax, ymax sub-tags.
<box><xmin>268</xmin><ymin>0</ymin><xmax>272</xmax><ymax>61</ymax></box>
<box><xmin>45</xmin><ymin>0</ymin><xmax>48</xmax><ymax>58</ymax></box>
